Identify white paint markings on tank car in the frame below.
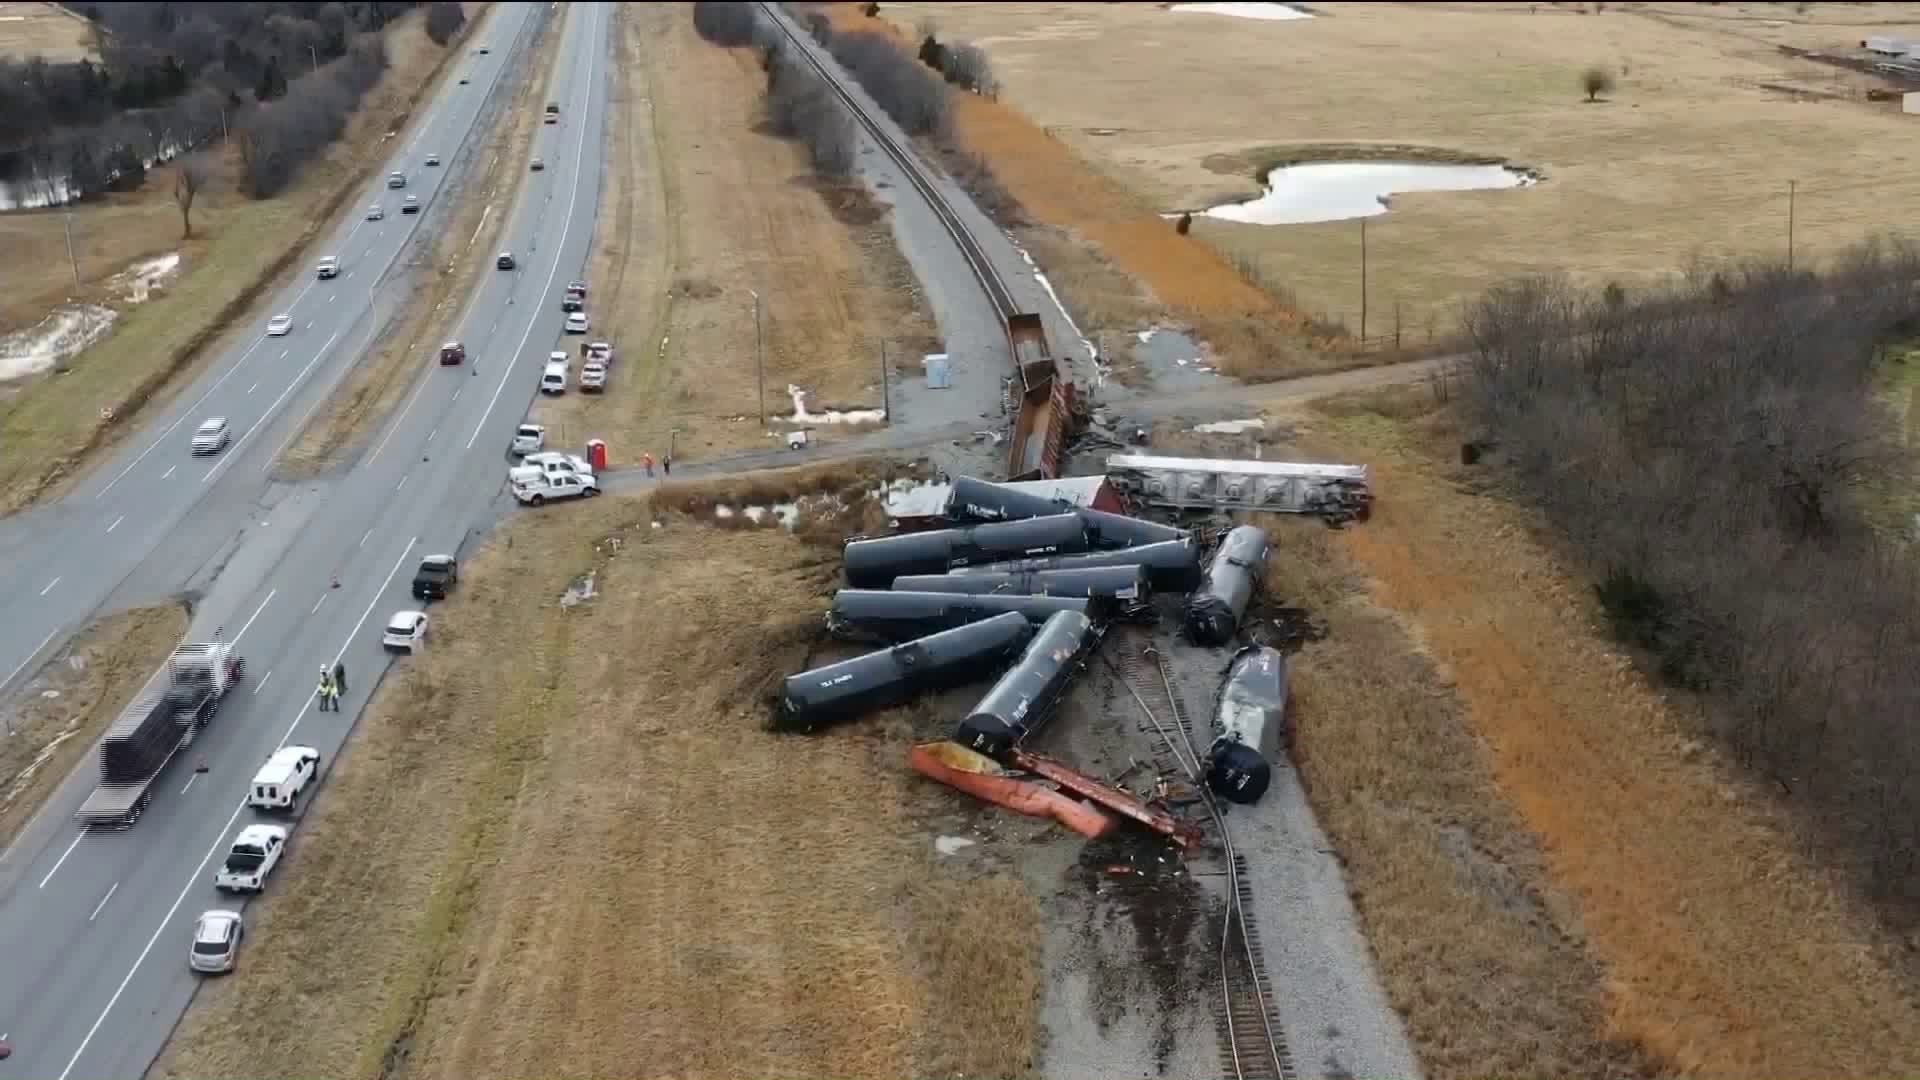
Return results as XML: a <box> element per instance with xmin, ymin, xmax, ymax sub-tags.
<box><xmin>38</xmin><ymin>834</ymin><xmax>81</xmax><ymax>889</ymax></box>
<box><xmin>89</xmin><ymin>883</ymin><xmax>118</xmax><ymax>922</ymax></box>
<box><xmin>161</xmin><ymin>466</ymin><xmax>176</xmax><ymax>480</ymax></box>
<box><xmin>106</xmin><ymin>515</ymin><xmax>123</xmax><ymax>534</ymax></box>
<box><xmin>311</xmin><ymin>594</ymin><xmax>327</xmax><ymax>615</ymax></box>
<box><xmin>39</xmin><ymin>577</ymin><xmax>59</xmax><ymax>596</ymax></box>
<box><xmin>253</xmin><ymin>669</ymin><xmax>273</xmax><ymax>696</ymax></box>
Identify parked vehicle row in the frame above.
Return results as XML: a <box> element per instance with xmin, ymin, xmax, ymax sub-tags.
<box><xmin>190</xmin><ymin>743</ymin><xmax>321</xmax><ymax>974</ymax></box>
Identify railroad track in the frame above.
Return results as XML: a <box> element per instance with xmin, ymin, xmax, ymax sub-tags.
<box><xmin>1114</xmin><ymin>638</ymin><xmax>1296</xmax><ymax>1080</ymax></box>
<box><xmin>753</xmin><ymin>2</ymin><xmax>1020</xmax><ymax>325</ymax></box>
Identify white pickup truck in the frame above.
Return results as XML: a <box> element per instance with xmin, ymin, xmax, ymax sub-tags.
<box><xmin>214</xmin><ymin>824</ymin><xmax>287</xmax><ymax>893</ymax></box>
<box><xmin>513</xmin><ymin>471</ymin><xmax>600</xmax><ymax>506</ymax></box>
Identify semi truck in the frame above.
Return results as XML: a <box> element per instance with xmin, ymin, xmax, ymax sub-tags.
<box><xmin>76</xmin><ymin>640</ymin><xmax>244</xmax><ymax>828</ymax></box>
<box><xmin>1003</xmin><ymin>313</ymin><xmax>1076</xmax><ymax>483</ymax></box>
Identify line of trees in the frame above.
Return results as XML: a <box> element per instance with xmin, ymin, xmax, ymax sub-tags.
<box><xmin>692</xmin><ymin>3</ymin><xmax>853</xmax><ymax>177</ymax></box>
<box><xmin>1457</xmin><ymin>241</ymin><xmax>1920</xmax><ymax>913</ymax></box>
<box><xmin>0</xmin><ymin>2</ymin><xmax>441</xmax><ymax>205</ymax></box>
<box><xmin>236</xmin><ymin>36</ymin><xmax>388</xmax><ymax>198</ymax></box>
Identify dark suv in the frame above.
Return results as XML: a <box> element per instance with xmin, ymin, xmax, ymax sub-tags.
<box><xmin>411</xmin><ymin>554</ymin><xmax>458</xmax><ymax>601</ymax></box>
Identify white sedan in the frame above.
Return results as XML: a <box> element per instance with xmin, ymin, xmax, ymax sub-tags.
<box><xmin>564</xmin><ymin>311</ymin><xmax>588</xmax><ymax>334</ymax></box>
<box><xmin>381</xmin><ymin>610</ymin><xmax>429</xmax><ymax>654</ymax></box>
<box><xmin>267</xmin><ymin>314</ymin><xmax>293</xmax><ymax>336</ymax></box>
<box><xmin>367</xmin><ymin>204</ymin><xmax>385</xmax><ymax>221</ymax></box>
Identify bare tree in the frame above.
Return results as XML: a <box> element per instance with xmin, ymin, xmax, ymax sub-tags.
<box><xmin>174</xmin><ymin>154</ymin><xmax>210</xmax><ymax>237</ymax></box>
<box><xmin>1581</xmin><ymin>64</ymin><xmax>1616</xmax><ymax>101</ymax></box>
<box><xmin>424</xmin><ymin>2</ymin><xmax>467</xmax><ymax>47</ymax></box>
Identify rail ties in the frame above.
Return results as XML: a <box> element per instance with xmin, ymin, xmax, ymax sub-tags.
<box><xmin>753</xmin><ymin>2</ymin><xmax>1018</xmax><ymax>319</ymax></box>
<box><xmin>1114</xmin><ymin>635</ymin><xmax>1295</xmax><ymax>1080</ymax></box>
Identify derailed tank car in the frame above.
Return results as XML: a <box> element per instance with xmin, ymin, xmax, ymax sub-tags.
<box><xmin>954</xmin><ymin>537</ymin><xmax>1204</xmax><ymax>594</ymax></box>
<box><xmin>893</xmin><ymin>564</ymin><xmax>1150</xmax><ymax>603</ymax></box>
<box><xmin>772</xmin><ymin>612</ymin><xmax>1034</xmax><ymax>734</ymax></box>
<box><xmin>1184</xmin><ymin>525</ymin><xmax>1269</xmax><ymax>645</ymax></box>
<box><xmin>827</xmin><ymin>590</ymin><xmax>1091</xmax><ymax>644</ymax></box>
<box><xmin>944</xmin><ymin>476</ymin><xmax>1186</xmax><ymax>550</ymax></box>
<box><xmin>955</xmin><ymin>609</ymin><xmax>1099</xmax><ymax>758</ymax></box>
<box><xmin>1206</xmin><ymin>645</ymin><xmax>1289</xmax><ymax>804</ymax></box>
<box><xmin>843</xmin><ymin>513</ymin><xmax>1089</xmax><ymax>589</ymax></box>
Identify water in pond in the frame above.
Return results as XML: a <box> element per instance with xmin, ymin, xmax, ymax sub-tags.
<box><xmin>1205</xmin><ymin>161</ymin><xmax>1534</xmax><ymax>225</ymax></box>
<box><xmin>1170</xmin><ymin>2</ymin><xmax>1313</xmax><ymax>20</ymax></box>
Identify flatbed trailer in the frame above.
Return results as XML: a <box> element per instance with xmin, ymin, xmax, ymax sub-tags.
<box><xmin>75</xmin><ymin>641</ymin><xmax>243</xmax><ymax>828</ymax></box>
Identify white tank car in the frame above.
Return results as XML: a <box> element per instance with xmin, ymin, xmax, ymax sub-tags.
<box><xmin>1206</xmin><ymin>644</ymin><xmax>1289</xmax><ymax>805</ymax></box>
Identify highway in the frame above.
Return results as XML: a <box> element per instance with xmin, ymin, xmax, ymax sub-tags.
<box><xmin>0</xmin><ymin>2</ymin><xmax>610</xmax><ymax>1076</ymax></box>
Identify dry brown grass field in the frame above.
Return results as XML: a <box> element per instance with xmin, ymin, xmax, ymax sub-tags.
<box><xmin>0</xmin><ymin>4</ymin><xmax>487</xmax><ymax>511</ymax></box>
<box><xmin>1253</xmin><ymin>391</ymin><xmax>1920</xmax><ymax>1077</ymax></box>
<box><xmin>585</xmin><ymin>2</ymin><xmax>938</xmax><ymax>466</ymax></box>
<box><xmin>879</xmin><ymin>0</ymin><xmax>1920</xmax><ymax>336</ymax></box>
<box><xmin>0</xmin><ymin>1</ymin><xmax>92</xmax><ymax>62</ymax></box>
<box><xmin>152</xmin><ymin>465</ymin><xmax>1041</xmax><ymax>1080</ymax></box>
<box><xmin>0</xmin><ymin>604</ymin><xmax>185</xmax><ymax>855</ymax></box>
<box><xmin>815</xmin><ymin>2</ymin><xmax>1347</xmax><ymax>382</ymax></box>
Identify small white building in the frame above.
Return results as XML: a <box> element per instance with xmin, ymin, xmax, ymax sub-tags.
<box><xmin>1905</xmin><ymin>91</ymin><xmax>1920</xmax><ymax>114</ymax></box>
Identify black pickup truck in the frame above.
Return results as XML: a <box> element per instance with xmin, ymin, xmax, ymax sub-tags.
<box><xmin>411</xmin><ymin>554</ymin><xmax>459</xmax><ymax>601</ymax></box>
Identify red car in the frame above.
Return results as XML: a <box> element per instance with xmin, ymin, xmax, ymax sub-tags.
<box><xmin>439</xmin><ymin>341</ymin><xmax>466</xmax><ymax>366</ymax></box>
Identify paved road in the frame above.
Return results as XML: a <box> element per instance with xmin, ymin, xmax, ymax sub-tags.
<box><xmin>0</xmin><ymin>3</ymin><xmax>612</xmax><ymax>1076</ymax></box>
<box><xmin>0</xmin><ymin>1</ymin><xmax>537</xmax><ymax>707</ymax></box>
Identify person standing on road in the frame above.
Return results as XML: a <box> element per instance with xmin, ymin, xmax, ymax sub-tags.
<box><xmin>333</xmin><ymin>660</ymin><xmax>348</xmax><ymax>696</ymax></box>
<box><xmin>316</xmin><ymin>668</ymin><xmax>336</xmax><ymax>712</ymax></box>
<box><xmin>642</xmin><ymin>452</ymin><xmax>655</xmax><ymax>477</ymax></box>
<box><xmin>663</xmin><ymin>454</ymin><xmax>671</xmax><ymax>476</ymax></box>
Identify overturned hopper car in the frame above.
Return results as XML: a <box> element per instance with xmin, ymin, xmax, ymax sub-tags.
<box><xmin>844</xmin><ymin>513</ymin><xmax>1089</xmax><ymax>589</ymax></box>
<box><xmin>1207</xmin><ymin>645</ymin><xmax>1289</xmax><ymax>805</ymax></box>
<box><xmin>954</xmin><ymin>537</ymin><xmax>1204</xmax><ymax>594</ymax></box>
<box><xmin>828</xmin><ymin>590</ymin><xmax>1091</xmax><ymax>645</ymax></box>
<box><xmin>943</xmin><ymin>475</ymin><xmax>1186</xmax><ymax>550</ymax></box>
<box><xmin>1184</xmin><ymin>525</ymin><xmax>1270</xmax><ymax>646</ymax></box>
<box><xmin>955</xmin><ymin>609</ymin><xmax>1099</xmax><ymax>758</ymax></box>
<box><xmin>771</xmin><ymin>612</ymin><xmax>1034</xmax><ymax>734</ymax></box>
<box><xmin>893</xmin><ymin>564</ymin><xmax>1150</xmax><ymax>604</ymax></box>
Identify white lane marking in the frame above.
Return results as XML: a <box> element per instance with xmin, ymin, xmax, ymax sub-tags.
<box><xmin>452</xmin><ymin>386</ymin><xmax>461</xmax><ymax>402</ymax></box>
<box><xmin>203</xmin><ymin>329</ymin><xmax>341</xmax><ymax>483</ymax></box>
<box><xmin>1</xmin><ymin>627</ymin><xmax>58</xmax><ymax>694</ymax></box>
<box><xmin>396</xmin><ymin>475</ymin><xmax>408</xmax><ymax>491</ymax></box>
<box><xmin>233</xmin><ymin>590</ymin><xmax>275</xmax><ymax>649</ymax></box>
<box><xmin>181</xmin><ymin>774</ymin><xmax>196</xmax><ymax>794</ymax></box>
<box><xmin>88</xmin><ymin>883</ymin><xmax>118</xmax><ymax>922</ymax></box>
<box><xmin>280</xmin><ymin>349</ymin><xmax>290</xmax><ymax>360</ymax></box>
<box><xmin>329</xmin><ymin>294</ymin><xmax>336</xmax><ymax>304</ymax></box>
<box><xmin>38</xmin><ymin>834</ymin><xmax>82</xmax><ymax>889</ymax></box>
<box><xmin>247</xmin><ymin>382</ymin><xmax>259</xmax><ymax>395</ymax></box>
<box><xmin>360</xmin><ymin>528</ymin><xmax>373</xmax><ymax>548</ymax></box>
<box><xmin>468</xmin><ymin>204</ymin><xmax>493</xmax><ymax>249</ymax></box>
<box><xmin>306</xmin><ymin>321</ymin><xmax>314</xmax><ymax>330</ymax></box>
<box><xmin>427</xmin><ymin>427</ymin><xmax>436</xmax><ymax>443</ymax></box>
<box><xmin>57</xmin><ymin>538</ymin><xmax>412</xmax><ymax>1080</ymax></box>
<box><xmin>365</xmin><ymin>363</ymin><xmax>436</xmax><ymax>466</ymax></box>
<box><xmin>94</xmin><ymin>336</ymin><xmax>268</xmax><ymax>499</ymax></box>
<box><xmin>161</xmin><ymin>465</ymin><xmax>176</xmax><ymax>480</ymax></box>
<box><xmin>468</xmin><ymin>11</ymin><xmax>599</xmax><ymax>450</ymax></box>
<box><xmin>106</xmin><ymin>515</ymin><xmax>123</xmax><ymax>534</ymax></box>
<box><xmin>39</xmin><ymin>577</ymin><xmax>59</xmax><ymax>596</ymax></box>
<box><xmin>311</xmin><ymin>593</ymin><xmax>327</xmax><ymax>615</ymax></box>
<box><xmin>253</xmin><ymin>668</ymin><xmax>274</xmax><ymax>696</ymax></box>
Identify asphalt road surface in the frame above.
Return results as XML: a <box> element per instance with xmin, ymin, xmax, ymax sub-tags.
<box><xmin>0</xmin><ymin>3</ymin><xmax>611</xmax><ymax>1076</ymax></box>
